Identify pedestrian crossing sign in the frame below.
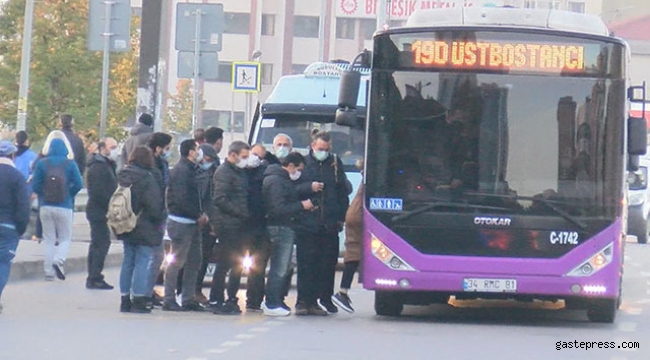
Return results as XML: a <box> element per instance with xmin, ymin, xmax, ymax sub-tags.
<box><xmin>232</xmin><ymin>62</ymin><xmax>261</xmax><ymax>93</ymax></box>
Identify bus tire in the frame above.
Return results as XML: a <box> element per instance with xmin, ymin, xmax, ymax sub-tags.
<box><xmin>375</xmin><ymin>291</ymin><xmax>403</xmax><ymax>316</ymax></box>
<box><xmin>587</xmin><ymin>298</ymin><xmax>617</xmax><ymax>323</ymax></box>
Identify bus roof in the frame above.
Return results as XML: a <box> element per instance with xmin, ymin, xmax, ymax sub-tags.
<box><xmin>264</xmin><ymin>62</ymin><xmax>368</xmax><ymax>108</ymax></box>
<box><xmin>405</xmin><ymin>7</ymin><xmax>610</xmax><ymax>37</ymax></box>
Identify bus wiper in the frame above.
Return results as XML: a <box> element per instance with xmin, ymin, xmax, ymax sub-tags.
<box><xmin>462</xmin><ymin>192</ymin><xmax>588</xmax><ymax>230</ymax></box>
<box><xmin>391</xmin><ymin>201</ymin><xmax>510</xmax><ymax>224</ymax></box>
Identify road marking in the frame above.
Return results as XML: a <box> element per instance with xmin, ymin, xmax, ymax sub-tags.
<box><xmin>235</xmin><ymin>334</ymin><xmax>256</xmax><ymax>340</ymax></box>
<box><xmin>616</xmin><ymin>322</ymin><xmax>637</xmax><ymax>332</ymax></box>
<box><xmin>220</xmin><ymin>341</ymin><xmax>243</xmax><ymax>347</ymax></box>
<box><xmin>206</xmin><ymin>349</ymin><xmax>228</xmax><ymax>354</ymax></box>
<box><xmin>249</xmin><ymin>327</ymin><xmax>270</xmax><ymax>333</ymax></box>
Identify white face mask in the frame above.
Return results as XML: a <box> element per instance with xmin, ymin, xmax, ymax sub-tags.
<box><xmin>275</xmin><ymin>145</ymin><xmax>289</xmax><ymax>159</ymax></box>
<box><xmin>108</xmin><ymin>148</ymin><xmax>119</xmax><ymax>161</ymax></box>
<box><xmin>289</xmin><ymin>170</ymin><xmax>302</xmax><ymax>181</ymax></box>
<box><xmin>235</xmin><ymin>158</ymin><xmax>248</xmax><ymax>169</ymax></box>
<box><xmin>247</xmin><ymin>154</ymin><xmax>261</xmax><ymax>168</ymax></box>
<box><xmin>313</xmin><ymin>150</ymin><xmax>329</xmax><ymax>161</ymax></box>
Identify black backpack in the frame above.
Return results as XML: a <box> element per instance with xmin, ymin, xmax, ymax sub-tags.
<box><xmin>43</xmin><ymin>159</ymin><xmax>69</xmax><ymax>204</ymax></box>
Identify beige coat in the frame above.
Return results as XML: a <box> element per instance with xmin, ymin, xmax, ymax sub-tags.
<box><xmin>344</xmin><ymin>183</ymin><xmax>363</xmax><ymax>263</ymax></box>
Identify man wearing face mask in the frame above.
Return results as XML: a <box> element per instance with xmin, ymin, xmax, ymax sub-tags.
<box><xmin>209</xmin><ymin>141</ymin><xmax>251</xmax><ymax>315</ymax></box>
<box><xmin>269</xmin><ymin>133</ymin><xmax>292</xmax><ymax>164</ymax></box>
<box><xmin>85</xmin><ymin>138</ymin><xmax>119</xmax><ymax>290</ymax></box>
<box><xmin>163</xmin><ymin>140</ymin><xmax>208</xmax><ymax>312</ymax></box>
<box><xmin>243</xmin><ymin>144</ymin><xmax>272</xmax><ymax>311</ymax></box>
<box><xmin>297</xmin><ymin>131</ymin><xmax>350</xmax><ymax>314</ymax></box>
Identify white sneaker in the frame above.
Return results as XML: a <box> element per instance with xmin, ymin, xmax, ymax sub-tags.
<box><xmin>262</xmin><ymin>302</ymin><xmax>291</xmax><ymax>317</ymax></box>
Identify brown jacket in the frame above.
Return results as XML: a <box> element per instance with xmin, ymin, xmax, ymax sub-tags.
<box><xmin>344</xmin><ymin>183</ymin><xmax>363</xmax><ymax>263</ymax></box>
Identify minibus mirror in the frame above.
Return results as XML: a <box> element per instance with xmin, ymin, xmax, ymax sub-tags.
<box><xmin>335</xmin><ymin>70</ymin><xmax>362</xmax><ymax>127</ymax></box>
<box><xmin>628</xmin><ymin>117</ymin><xmax>647</xmax><ymax>155</ymax></box>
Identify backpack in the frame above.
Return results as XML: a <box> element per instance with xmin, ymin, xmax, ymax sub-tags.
<box><xmin>106</xmin><ymin>185</ymin><xmax>138</xmax><ymax>235</ymax></box>
<box><xmin>43</xmin><ymin>160</ymin><xmax>69</xmax><ymax>204</ymax></box>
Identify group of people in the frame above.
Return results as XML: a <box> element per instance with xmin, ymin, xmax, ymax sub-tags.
<box><xmin>0</xmin><ymin>112</ymin><xmax>365</xmax><ymax>317</ymax></box>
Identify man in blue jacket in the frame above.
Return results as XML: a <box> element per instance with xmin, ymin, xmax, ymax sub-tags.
<box><xmin>0</xmin><ymin>140</ymin><xmax>30</xmax><ymax>314</ymax></box>
<box><xmin>32</xmin><ymin>138</ymin><xmax>83</xmax><ymax>281</ymax></box>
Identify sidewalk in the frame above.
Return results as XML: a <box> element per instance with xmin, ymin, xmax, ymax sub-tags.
<box><xmin>10</xmin><ymin>212</ymin><xmax>123</xmax><ymax>281</ymax></box>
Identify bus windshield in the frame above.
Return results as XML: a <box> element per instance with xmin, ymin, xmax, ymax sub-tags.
<box><xmin>365</xmin><ymin>31</ymin><xmax>626</xmax><ymax>258</ymax></box>
<box><xmin>256</xmin><ymin>115</ymin><xmax>365</xmax><ymax>172</ymax></box>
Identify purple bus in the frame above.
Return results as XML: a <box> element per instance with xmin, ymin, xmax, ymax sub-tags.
<box><xmin>335</xmin><ymin>7</ymin><xmax>648</xmax><ymax>323</ymax></box>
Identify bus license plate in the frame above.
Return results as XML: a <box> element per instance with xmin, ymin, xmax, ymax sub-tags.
<box><xmin>463</xmin><ymin>278</ymin><xmax>517</xmax><ymax>292</ymax></box>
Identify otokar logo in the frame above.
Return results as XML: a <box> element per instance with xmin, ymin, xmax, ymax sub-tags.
<box><xmin>474</xmin><ymin>217</ymin><xmax>512</xmax><ymax>226</ymax></box>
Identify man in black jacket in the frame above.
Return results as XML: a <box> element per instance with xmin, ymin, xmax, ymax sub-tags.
<box><xmin>59</xmin><ymin>114</ymin><xmax>87</xmax><ymax>177</ymax></box>
<box><xmin>85</xmin><ymin>138</ymin><xmax>119</xmax><ymax>290</ymax></box>
<box><xmin>296</xmin><ymin>131</ymin><xmax>350</xmax><ymax>315</ymax></box>
<box><xmin>209</xmin><ymin>141</ymin><xmax>251</xmax><ymax>314</ymax></box>
<box><xmin>163</xmin><ymin>140</ymin><xmax>208</xmax><ymax>312</ymax></box>
<box><xmin>261</xmin><ymin>152</ymin><xmax>315</xmax><ymax>316</ymax></box>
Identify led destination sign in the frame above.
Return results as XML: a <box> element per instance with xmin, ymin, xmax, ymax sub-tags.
<box><xmin>411</xmin><ymin>40</ymin><xmax>586</xmax><ymax>73</ymax></box>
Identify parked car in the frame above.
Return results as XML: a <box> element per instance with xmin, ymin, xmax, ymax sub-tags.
<box><xmin>628</xmin><ymin>154</ymin><xmax>650</xmax><ymax>244</ymax></box>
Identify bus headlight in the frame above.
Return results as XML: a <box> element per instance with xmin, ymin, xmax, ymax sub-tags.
<box><xmin>371</xmin><ymin>234</ymin><xmax>416</xmax><ymax>271</ymax></box>
<box><xmin>566</xmin><ymin>243</ymin><xmax>613</xmax><ymax>277</ymax></box>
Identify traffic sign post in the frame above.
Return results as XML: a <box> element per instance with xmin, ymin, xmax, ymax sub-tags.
<box><xmin>232</xmin><ymin>62</ymin><xmax>261</xmax><ymax>93</ymax></box>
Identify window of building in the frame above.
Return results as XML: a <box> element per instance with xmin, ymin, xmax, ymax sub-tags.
<box><xmin>202</xmin><ymin>110</ymin><xmax>245</xmax><ymax>132</ymax></box>
<box><xmin>568</xmin><ymin>1</ymin><xmax>586</xmax><ymax>13</ymax></box>
<box><xmin>294</xmin><ymin>16</ymin><xmax>319</xmax><ymax>38</ymax></box>
<box><xmin>360</xmin><ymin>19</ymin><xmax>375</xmax><ymax>40</ymax></box>
<box><xmin>261</xmin><ymin>63</ymin><xmax>273</xmax><ymax>85</ymax></box>
<box><xmin>336</xmin><ymin>18</ymin><xmax>355</xmax><ymax>39</ymax></box>
<box><xmin>261</xmin><ymin>14</ymin><xmax>275</xmax><ymax>36</ymax></box>
<box><xmin>224</xmin><ymin>12</ymin><xmax>250</xmax><ymax>35</ymax></box>
<box><xmin>291</xmin><ymin>64</ymin><xmax>308</xmax><ymax>75</ymax></box>
<box><xmin>525</xmin><ymin>1</ymin><xmax>561</xmax><ymax>9</ymax></box>
<box><xmin>215</xmin><ymin>62</ymin><xmax>233</xmax><ymax>83</ymax></box>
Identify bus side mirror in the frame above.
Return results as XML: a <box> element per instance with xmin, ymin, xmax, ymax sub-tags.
<box><xmin>629</xmin><ymin>155</ymin><xmax>640</xmax><ymax>172</ymax></box>
<box><xmin>335</xmin><ymin>70</ymin><xmax>362</xmax><ymax>127</ymax></box>
<box><xmin>628</xmin><ymin>116</ymin><xmax>647</xmax><ymax>156</ymax></box>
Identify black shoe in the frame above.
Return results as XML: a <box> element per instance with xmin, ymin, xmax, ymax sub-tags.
<box><xmin>214</xmin><ymin>299</ymin><xmax>241</xmax><ymax>315</ymax></box>
<box><xmin>162</xmin><ymin>300</ymin><xmax>186</xmax><ymax>312</ymax></box>
<box><xmin>319</xmin><ymin>299</ymin><xmax>338</xmax><ymax>314</ymax></box>
<box><xmin>246</xmin><ymin>303</ymin><xmax>262</xmax><ymax>312</ymax></box>
<box><xmin>308</xmin><ymin>305</ymin><xmax>328</xmax><ymax>316</ymax></box>
<box><xmin>152</xmin><ymin>293</ymin><xmax>163</xmax><ymax>307</ymax></box>
<box><xmin>182</xmin><ymin>301</ymin><xmax>205</xmax><ymax>312</ymax></box>
<box><xmin>52</xmin><ymin>263</ymin><xmax>65</xmax><ymax>280</ymax></box>
<box><xmin>130</xmin><ymin>297</ymin><xmax>152</xmax><ymax>314</ymax></box>
<box><xmin>332</xmin><ymin>292</ymin><xmax>354</xmax><ymax>313</ymax></box>
<box><xmin>295</xmin><ymin>303</ymin><xmax>310</xmax><ymax>316</ymax></box>
<box><xmin>120</xmin><ymin>295</ymin><xmax>131</xmax><ymax>313</ymax></box>
<box><xmin>86</xmin><ymin>280</ymin><xmax>114</xmax><ymax>290</ymax></box>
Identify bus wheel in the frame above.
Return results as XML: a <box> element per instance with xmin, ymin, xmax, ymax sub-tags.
<box><xmin>375</xmin><ymin>291</ymin><xmax>403</xmax><ymax>316</ymax></box>
<box><xmin>587</xmin><ymin>299</ymin><xmax>617</xmax><ymax>323</ymax></box>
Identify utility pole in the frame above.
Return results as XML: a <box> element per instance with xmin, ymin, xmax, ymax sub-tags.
<box><xmin>16</xmin><ymin>0</ymin><xmax>35</xmax><ymax>132</ymax></box>
<box><xmin>377</xmin><ymin>0</ymin><xmax>389</xmax><ymax>31</ymax></box>
<box><xmin>318</xmin><ymin>0</ymin><xmax>327</xmax><ymax>61</ymax></box>
<box><xmin>137</xmin><ymin>0</ymin><xmax>164</xmax><ymax>131</ymax></box>
<box><xmin>99</xmin><ymin>1</ymin><xmax>115</xmax><ymax>139</ymax></box>
<box><xmin>191</xmin><ymin>9</ymin><xmax>203</xmax><ymax>132</ymax></box>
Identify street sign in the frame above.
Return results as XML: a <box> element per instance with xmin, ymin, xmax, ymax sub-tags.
<box><xmin>175</xmin><ymin>3</ymin><xmax>224</xmax><ymax>52</ymax></box>
<box><xmin>232</xmin><ymin>62</ymin><xmax>261</xmax><ymax>93</ymax></box>
<box><xmin>87</xmin><ymin>0</ymin><xmax>132</xmax><ymax>52</ymax></box>
<box><xmin>177</xmin><ymin>51</ymin><xmax>219</xmax><ymax>80</ymax></box>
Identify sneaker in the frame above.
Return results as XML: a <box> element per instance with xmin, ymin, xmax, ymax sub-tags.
<box><xmin>262</xmin><ymin>302</ymin><xmax>291</xmax><ymax>317</ymax></box>
<box><xmin>319</xmin><ymin>299</ymin><xmax>338</xmax><ymax>314</ymax></box>
<box><xmin>182</xmin><ymin>301</ymin><xmax>205</xmax><ymax>312</ymax></box>
<box><xmin>295</xmin><ymin>303</ymin><xmax>310</xmax><ymax>316</ymax></box>
<box><xmin>52</xmin><ymin>263</ymin><xmax>65</xmax><ymax>280</ymax></box>
<box><xmin>332</xmin><ymin>292</ymin><xmax>355</xmax><ymax>313</ymax></box>
<box><xmin>213</xmin><ymin>299</ymin><xmax>241</xmax><ymax>315</ymax></box>
<box><xmin>86</xmin><ymin>280</ymin><xmax>114</xmax><ymax>290</ymax></box>
<box><xmin>162</xmin><ymin>300</ymin><xmax>186</xmax><ymax>312</ymax></box>
<box><xmin>45</xmin><ymin>275</ymin><xmax>55</xmax><ymax>282</ymax></box>
<box><xmin>308</xmin><ymin>305</ymin><xmax>328</xmax><ymax>316</ymax></box>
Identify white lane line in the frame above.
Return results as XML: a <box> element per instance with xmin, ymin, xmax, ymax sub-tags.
<box><xmin>616</xmin><ymin>322</ymin><xmax>637</xmax><ymax>332</ymax></box>
<box><xmin>249</xmin><ymin>327</ymin><xmax>270</xmax><ymax>333</ymax></box>
<box><xmin>220</xmin><ymin>341</ymin><xmax>243</xmax><ymax>347</ymax></box>
<box><xmin>206</xmin><ymin>349</ymin><xmax>228</xmax><ymax>354</ymax></box>
<box><xmin>235</xmin><ymin>334</ymin><xmax>256</xmax><ymax>340</ymax></box>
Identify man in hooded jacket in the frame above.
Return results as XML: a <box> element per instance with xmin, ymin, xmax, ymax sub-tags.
<box><xmin>120</xmin><ymin>113</ymin><xmax>154</xmax><ymax>166</ymax></box>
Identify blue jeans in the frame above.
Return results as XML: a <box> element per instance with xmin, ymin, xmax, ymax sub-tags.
<box><xmin>120</xmin><ymin>243</ymin><xmax>154</xmax><ymax>297</ymax></box>
<box><xmin>0</xmin><ymin>228</ymin><xmax>20</xmax><ymax>301</ymax></box>
<box><xmin>265</xmin><ymin>226</ymin><xmax>295</xmax><ymax>308</ymax></box>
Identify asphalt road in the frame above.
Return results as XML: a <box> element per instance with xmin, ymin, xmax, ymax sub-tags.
<box><xmin>1</xmin><ymin>242</ymin><xmax>649</xmax><ymax>360</ymax></box>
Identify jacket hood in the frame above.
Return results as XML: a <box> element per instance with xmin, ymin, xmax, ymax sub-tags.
<box><xmin>118</xmin><ymin>165</ymin><xmax>150</xmax><ymax>187</ymax></box>
<box><xmin>130</xmin><ymin>123</ymin><xmax>153</xmax><ymax>136</ymax></box>
<box><xmin>41</xmin><ymin>130</ymin><xmax>74</xmax><ymax>159</ymax></box>
<box><xmin>88</xmin><ymin>153</ymin><xmax>110</xmax><ymax>166</ymax></box>
<box><xmin>264</xmin><ymin>164</ymin><xmax>289</xmax><ymax>179</ymax></box>
<box><xmin>47</xmin><ymin>138</ymin><xmax>69</xmax><ymax>157</ymax></box>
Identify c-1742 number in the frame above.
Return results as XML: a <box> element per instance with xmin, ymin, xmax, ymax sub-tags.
<box><xmin>550</xmin><ymin>231</ymin><xmax>579</xmax><ymax>245</ymax></box>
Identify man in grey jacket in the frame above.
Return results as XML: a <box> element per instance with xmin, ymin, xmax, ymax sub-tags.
<box><xmin>120</xmin><ymin>114</ymin><xmax>154</xmax><ymax>166</ymax></box>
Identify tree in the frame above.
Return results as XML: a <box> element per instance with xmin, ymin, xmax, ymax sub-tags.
<box><xmin>163</xmin><ymin>79</ymin><xmax>204</xmax><ymax>136</ymax></box>
<box><xmin>0</xmin><ymin>0</ymin><xmax>138</xmax><ymax>143</ymax></box>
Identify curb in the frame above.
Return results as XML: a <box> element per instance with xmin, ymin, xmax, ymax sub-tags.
<box><xmin>9</xmin><ymin>252</ymin><xmax>124</xmax><ymax>282</ymax></box>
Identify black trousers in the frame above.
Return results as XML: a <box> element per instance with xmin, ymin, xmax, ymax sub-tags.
<box><xmin>209</xmin><ymin>229</ymin><xmax>247</xmax><ymax>304</ymax></box>
<box><xmin>196</xmin><ymin>227</ymin><xmax>217</xmax><ymax>290</ymax></box>
<box><xmin>295</xmin><ymin>230</ymin><xmax>339</xmax><ymax>306</ymax></box>
<box><xmin>87</xmin><ymin>219</ymin><xmax>111</xmax><ymax>282</ymax></box>
<box><xmin>246</xmin><ymin>228</ymin><xmax>270</xmax><ymax>307</ymax></box>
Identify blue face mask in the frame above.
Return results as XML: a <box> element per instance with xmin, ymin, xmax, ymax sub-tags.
<box><xmin>200</xmin><ymin>162</ymin><xmax>213</xmax><ymax>171</ymax></box>
<box><xmin>313</xmin><ymin>150</ymin><xmax>329</xmax><ymax>161</ymax></box>
<box><xmin>275</xmin><ymin>146</ymin><xmax>289</xmax><ymax>159</ymax></box>
<box><xmin>162</xmin><ymin>150</ymin><xmax>171</xmax><ymax>160</ymax></box>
